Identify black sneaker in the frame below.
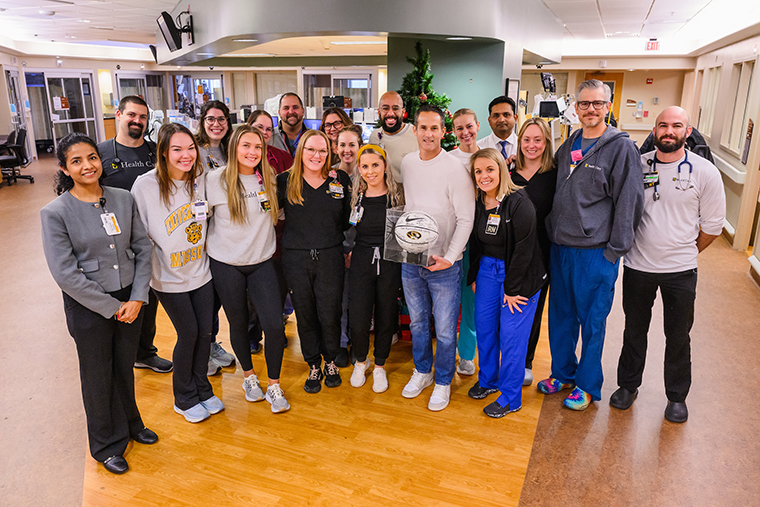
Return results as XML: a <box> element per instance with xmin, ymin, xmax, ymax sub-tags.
<box><xmin>468</xmin><ymin>381</ymin><xmax>498</xmax><ymax>400</ymax></box>
<box><xmin>335</xmin><ymin>347</ymin><xmax>350</xmax><ymax>368</ymax></box>
<box><xmin>304</xmin><ymin>364</ymin><xmax>323</xmax><ymax>393</ymax></box>
<box><xmin>483</xmin><ymin>400</ymin><xmax>521</xmax><ymax>419</ymax></box>
<box><xmin>250</xmin><ymin>340</ymin><xmax>262</xmax><ymax>354</ymax></box>
<box><xmin>134</xmin><ymin>355</ymin><xmax>173</xmax><ymax>373</ymax></box>
<box><xmin>324</xmin><ymin>361</ymin><xmax>342</xmax><ymax>388</ymax></box>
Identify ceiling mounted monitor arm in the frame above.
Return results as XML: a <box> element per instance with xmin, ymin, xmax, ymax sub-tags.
<box><xmin>176</xmin><ymin>11</ymin><xmax>194</xmax><ymax>46</ymax></box>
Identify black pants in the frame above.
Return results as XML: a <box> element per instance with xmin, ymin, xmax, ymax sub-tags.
<box><xmin>618</xmin><ymin>266</ymin><xmax>698</xmax><ymax>402</ymax></box>
<box><xmin>63</xmin><ymin>286</ymin><xmax>145</xmax><ymax>462</ymax></box>
<box><xmin>283</xmin><ymin>246</ymin><xmax>344</xmax><ymax>366</ymax></box>
<box><xmin>136</xmin><ymin>289</ymin><xmax>159</xmax><ymax>361</ymax></box>
<box><xmin>247</xmin><ymin>256</ymin><xmax>288</xmax><ymax>344</ymax></box>
<box><xmin>525</xmin><ymin>283</ymin><xmax>549</xmax><ymax>369</ymax></box>
<box><xmin>210</xmin><ymin>257</ymin><xmax>286</xmax><ymax>378</ymax></box>
<box><xmin>155</xmin><ymin>281</ymin><xmax>215</xmax><ymax>410</ymax></box>
<box><xmin>349</xmin><ymin>246</ymin><xmax>401</xmax><ymax>366</ymax></box>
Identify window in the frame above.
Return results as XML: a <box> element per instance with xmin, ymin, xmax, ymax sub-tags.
<box><xmin>721</xmin><ymin>59</ymin><xmax>755</xmax><ymax>153</ymax></box>
<box><xmin>697</xmin><ymin>66</ymin><xmax>721</xmax><ymax>136</ymax></box>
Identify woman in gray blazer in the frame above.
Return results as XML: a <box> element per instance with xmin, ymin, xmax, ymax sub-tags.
<box><xmin>40</xmin><ymin>133</ymin><xmax>157</xmax><ymax>475</ymax></box>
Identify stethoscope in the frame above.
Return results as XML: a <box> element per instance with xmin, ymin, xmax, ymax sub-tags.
<box><xmin>111</xmin><ymin>137</ymin><xmax>156</xmax><ymax>170</ymax></box>
<box><xmin>648</xmin><ymin>151</ymin><xmax>693</xmax><ymax>201</ymax></box>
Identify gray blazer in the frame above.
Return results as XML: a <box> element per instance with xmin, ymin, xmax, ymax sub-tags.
<box><xmin>41</xmin><ymin>186</ymin><xmax>152</xmax><ymax>319</ymax></box>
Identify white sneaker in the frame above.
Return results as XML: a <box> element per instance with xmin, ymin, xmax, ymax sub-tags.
<box><xmin>372</xmin><ymin>368</ymin><xmax>388</xmax><ymax>393</ymax></box>
<box><xmin>391</xmin><ymin>333</ymin><xmax>399</xmax><ymax>345</ymax></box>
<box><xmin>523</xmin><ymin>368</ymin><xmax>534</xmax><ymax>386</ymax></box>
<box><xmin>242</xmin><ymin>374</ymin><xmax>264</xmax><ymax>402</ymax></box>
<box><xmin>350</xmin><ymin>360</ymin><xmax>370</xmax><ymax>388</ymax></box>
<box><xmin>428</xmin><ymin>384</ymin><xmax>451</xmax><ymax>411</ymax></box>
<box><xmin>457</xmin><ymin>359</ymin><xmax>476</xmax><ymax>376</ymax></box>
<box><xmin>402</xmin><ymin>369</ymin><xmax>434</xmax><ymax>399</ymax></box>
<box><xmin>265</xmin><ymin>384</ymin><xmax>291</xmax><ymax>413</ymax></box>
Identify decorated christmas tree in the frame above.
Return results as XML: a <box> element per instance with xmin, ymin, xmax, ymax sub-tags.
<box><xmin>397</xmin><ymin>41</ymin><xmax>457</xmax><ymax>151</ymax></box>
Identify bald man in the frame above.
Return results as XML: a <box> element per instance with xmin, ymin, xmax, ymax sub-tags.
<box><xmin>369</xmin><ymin>91</ymin><xmax>418</xmax><ymax>183</ymax></box>
<box><xmin>610</xmin><ymin>106</ymin><xmax>725</xmax><ymax>423</ymax></box>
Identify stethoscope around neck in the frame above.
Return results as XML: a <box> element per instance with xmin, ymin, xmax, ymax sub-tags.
<box><xmin>111</xmin><ymin>137</ymin><xmax>156</xmax><ymax>170</ymax></box>
<box><xmin>649</xmin><ymin>151</ymin><xmax>693</xmax><ymax>201</ymax></box>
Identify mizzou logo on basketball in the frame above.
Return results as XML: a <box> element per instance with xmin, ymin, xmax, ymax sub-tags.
<box><xmin>406</xmin><ymin>230</ymin><xmax>422</xmax><ymax>240</ymax></box>
<box><xmin>186</xmin><ymin>222</ymin><xmax>203</xmax><ymax>244</ymax></box>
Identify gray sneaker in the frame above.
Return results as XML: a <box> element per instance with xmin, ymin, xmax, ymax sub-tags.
<box><xmin>242</xmin><ymin>374</ymin><xmax>265</xmax><ymax>402</ymax></box>
<box><xmin>265</xmin><ymin>384</ymin><xmax>291</xmax><ymax>413</ymax></box>
<box><xmin>457</xmin><ymin>359</ymin><xmax>476</xmax><ymax>376</ymax></box>
<box><xmin>207</xmin><ymin>357</ymin><xmax>222</xmax><ymax>376</ymax></box>
<box><xmin>210</xmin><ymin>341</ymin><xmax>235</xmax><ymax>367</ymax></box>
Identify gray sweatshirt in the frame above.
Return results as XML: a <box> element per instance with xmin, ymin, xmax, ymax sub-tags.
<box><xmin>546</xmin><ymin>126</ymin><xmax>644</xmax><ymax>263</ymax></box>
<box><xmin>131</xmin><ymin>170</ymin><xmax>212</xmax><ymax>293</ymax></box>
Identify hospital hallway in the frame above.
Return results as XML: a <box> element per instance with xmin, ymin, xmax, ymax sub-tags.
<box><xmin>2</xmin><ymin>157</ymin><xmax>759</xmax><ymax>507</ymax></box>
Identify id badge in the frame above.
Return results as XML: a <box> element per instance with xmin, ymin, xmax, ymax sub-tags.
<box><xmin>193</xmin><ymin>200</ymin><xmax>208</xmax><ymax>221</ymax></box>
<box><xmin>101</xmin><ymin>213</ymin><xmax>121</xmax><ymax>236</ymax></box>
<box><xmin>349</xmin><ymin>206</ymin><xmax>364</xmax><ymax>226</ymax></box>
<box><xmin>485</xmin><ymin>214</ymin><xmax>501</xmax><ymax>235</ymax></box>
<box><xmin>258</xmin><ymin>191</ymin><xmax>271</xmax><ymax>212</ymax></box>
<box><xmin>329</xmin><ymin>182</ymin><xmax>344</xmax><ymax>199</ymax></box>
<box><xmin>643</xmin><ymin>172</ymin><xmax>659</xmax><ymax>188</ymax></box>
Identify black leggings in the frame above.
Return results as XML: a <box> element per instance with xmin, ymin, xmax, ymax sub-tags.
<box><xmin>210</xmin><ymin>257</ymin><xmax>286</xmax><ymax>378</ymax></box>
<box><xmin>154</xmin><ymin>281</ymin><xmax>215</xmax><ymax>410</ymax></box>
<box><xmin>283</xmin><ymin>246</ymin><xmax>344</xmax><ymax>366</ymax></box>
<box><xmin>348</xmin><ymin>246</ymin><xmax>401</xmax><ymax>366</ymax></box>
<box><xmin>63</xmin><ymin>286</ymin><xmax>145</xmax><ymax>462</ymax></box>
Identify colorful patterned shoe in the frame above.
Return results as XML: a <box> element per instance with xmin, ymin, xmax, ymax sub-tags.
<box><xmin>537</xmin><ymin>377</ymin><xmax>574</xmax><ymax>395</ymax></box>
<box><xmin>563</xmin><ymin>387</ymin><xmax>592</xmax><ymax>411</ymax></box>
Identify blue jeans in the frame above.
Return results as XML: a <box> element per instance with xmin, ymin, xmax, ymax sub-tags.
<box><xmin>402</xmin><ymin>260</ymin><xmax>462</xmax><ymax>385</ymax></box>
<box><xmin>474</xmin><ymin>256</ymin><xmax>540</xmax><ymax>409</ymax></box>
<box><xmin>548</xmin><ymin>244</ymin><xmax>619</xmax><ymax>401</ymax></box>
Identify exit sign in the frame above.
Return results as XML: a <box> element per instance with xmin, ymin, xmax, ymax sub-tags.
<box><xmin>646</xmin><ymin>40</ymin><xmax>660</xmax><ymax>51</ymax></box>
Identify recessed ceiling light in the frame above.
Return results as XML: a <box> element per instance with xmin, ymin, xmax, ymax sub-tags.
<box><xmin>446</xmin><ymin>37</ymin><xmax>472</xmax><ymax>41</ymax></box>
<box><xmin>232</xmin><ymin>38</ymin><xmax>258</xmax><ymax>42</ymax></box>
<box><xmin>197</xmin><ymin>53</ymin><xmax>215</xmax><ymax>56</ymax></box>
<box><xmin>78</xmin><ymin>19</ymin><xmax>90</xmax><ymax>23</ymax></box>
<box><xmin>65</xmin><ymin>35</ymin><xmax>76</xmax><ymax>39</ymax></box>
<box><xmin>330</xmin><ymin>41</ymin><xmax>387</xmax><ymax>45</ymax></box>
<box><xmin>38</xmin><ymin>9</ymin><xmax>55</xmax><ymax>15</ymax></box>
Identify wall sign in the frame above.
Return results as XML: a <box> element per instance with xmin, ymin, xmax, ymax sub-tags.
<box><xmin>646</xmin><ymin>40</ymin><xmax>660</xmax><ymax>51</ymax></box>
<box><xmin>646</xmin><ymin>78</ymin><xmax>653</xmax><ymax>84</ymax></box>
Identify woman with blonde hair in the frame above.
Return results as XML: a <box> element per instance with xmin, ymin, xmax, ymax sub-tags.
<box><xmin>131</xmin><ymin>123</ymin><xmax>222</xmax><ymax>424</ymax></box>
<box><xmin>511</xmin><ymin>117</ymin><xmax>557</xmax><ymax>386</ymax></box>
<box><xmin>466</xmin><ymin>148</ymin><xmax>547</xmax><ymax>418</ymax></box>
<box><xmin>276</xmin><ymin>130</ymin><xmax>351</xmax><ymax>393</ymax></box>
<box><xmin>206</xmin><ymin>125</ymin><xmax>290</xmax><ymax>413</ymax></box>
<box><xmin>347</xmin><ymin>145</ymin><xmax>404</xmax><ymax>392</ymax></box>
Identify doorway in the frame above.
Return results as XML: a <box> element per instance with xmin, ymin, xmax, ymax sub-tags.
<box><xmin>584</xmin><ymin>71</ymin><xmax>624</xmax><ymax>125</ymax></box>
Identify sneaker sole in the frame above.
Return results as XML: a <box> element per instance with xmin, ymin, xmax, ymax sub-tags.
<box><xmin>428</xmin><ymin>399</ymin><xmax>450</xmax><ymax>411</ymax></box>
<box><xmin>351</xmin><ymin>377</ymin><xmax>366</xmax><ymax>388</ymax></box>
<box><xmin>265</xmin><ymin>393</ymin><xmax>291</xmax><ymax>413</ymax></box>
<box><xmin>402</xmin><ymin>379</ymin><xmax>433</xmax><ymax>399</ymax></box>
<box><xmin>212</xmin><ymin>357</ymin><xmax>236</xmax><ymax>368</ymax></box>
<box><xmin>537</xmin><ymin>382</ymin><xmax>575</xmax><ymax>395</ymax></box>
<box><xmin>244</xmin><ymin>392</ymin><xmax>265</xmax><ymax>402</ymax></box>
<box><xmin>304</xmin><ymin>382</ymin><xmax>322</xmax><ymax>394</ymax></box>
<box><xmin>134</xmin><ymin>362</ymin><xmax>173</xmax><ymax>373</ymax></box>
<box><xmin>484</xmin><ymin>405</ymin><xmax>522</xmax><ymax>419</ymax></box>
<box><xmin>200</xmin><ymin>403</ymin><xmax>225</xmax><ymax>415</ymax></box>
<box><xmin>456</xmin><ymin>367</ymin><xmax>476</xmax><ymax>376</ymax></box>
<box><xmin>173</xmin><ymin>405</ymin><xmax>209</xmax><ymax>423</ymax></box>
<box><xmin>373</xmin><ymin>382</ymin><xmax>388</xmax><ymax>393</ymax></box>
<box><xmin>468</xmin><ymin>388</ymin><xmax>498</xmax><ymax>400</ymax></box>
<box><xmin>325</xmin><ymin>378</ymin><xmax>342</xmax><ymax>388</ymax></box>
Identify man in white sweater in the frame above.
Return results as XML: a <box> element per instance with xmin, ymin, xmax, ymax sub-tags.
<box><xmin>400</xmin><ymin>104</ymin><xmax>475</xmax><ymax>411</ymax></box>
<box><xmin>609</xmin><ymin>106</ymin><xmax>725</xmax><ymax>423</ymax></box>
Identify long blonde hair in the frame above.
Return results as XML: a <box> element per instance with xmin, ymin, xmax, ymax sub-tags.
<box><xmin>351</xmin><ymin>145</ymin><xmax>404</xmax><ymax>209</ymax></box>
<box><xmin>515</xmin><ymin>117</ymin><xmax>555</xmax><ymax>174</ymax></box>
<box><xmin>469</xmin><ymin>148</ymin><xmax>521</xmax><ymax>202</ymax></box>
<box><xmin>155</xmin><ymin>123</ymin><xmax>204</xmax><ymax>208</ymax></box>
<box><xmin>286</xmin><ymin>130</ymin><xmax>333</xmax><ymax>205</ymax></box>
<box><xmin>223</xmin><ymin>125</ymin><xmax>279</xmax><ymax>225</ymax></box>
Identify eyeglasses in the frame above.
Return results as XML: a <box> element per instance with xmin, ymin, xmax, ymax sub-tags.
<box><xmin>576</xmin><ymin>101</ymin><xmax>608</xmax><ymax>110</ymax></box>
<box><xmin>323</xmin><ymin>120</ymin><xmax>344</xmax><ymax>131</ymax></box>
<box><xmin>204</xmin><ymin>116</ymin><xmax>228</xmax><ymax>125</ymax></box>
<box><xmin>252</xmin><ymin>124</ymin><xmax>273</xmax><ymax>134</ymax></box>
<box><xmin>304</xmin><ymin>147</ymin><xmax>329</xmax><ymax>158</ymax></box>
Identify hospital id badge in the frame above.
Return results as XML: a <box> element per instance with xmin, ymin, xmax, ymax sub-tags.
<box><xmin>193</xmin><ymin>200</ymin><xmax>208</xmax><ymax>221</ymax></box>
<box><xmin>349</xmin><ymin>206</ymin><xmax>364</xmax><ymax>226</ymax></box>
<box><xmin>100</xmin><ymin>213</ymin><xmax>121</xmax><ymax>236</ymax></box>
<box><xmin>485</xmin><ymin>214</ymin><xmax>501</xmax><ymax>235</ymax></box>
<box><xmin>258</xmin><ymin>191</ymin><xmax>271</xmax><ymax>212</ymax></box>
<box><xmin>329</xmin><ymin>182</ymin><xmax>344</xmax><ymax>198</ymax></box>
<box><xmin>644</xmin><ymin>172</ymin><xmax>659</xmax><ymax>188</ymax></box>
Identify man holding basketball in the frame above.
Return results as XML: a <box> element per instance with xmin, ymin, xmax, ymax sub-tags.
<box><xmin>399</xmin><ymin>104</ymin><xmax>475</xmax><ymax>411</ymax></box>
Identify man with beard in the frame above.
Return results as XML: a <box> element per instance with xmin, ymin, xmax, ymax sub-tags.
<box><xmin>369</xmin><ymin>91</ymin><xmax>418</xmax><ymax>183</ymax></box>
<box><xmin>610</xmin><ymin>106</ymin><xmax>725</xmax><ymax>423</ymax></box>
<box><xmin>270</xmin><ymin>92</ymin><xmax>309</xmax><ymax>157</ymax></box>
<box><xmin>478</xmin><ymin>96</ymin><xmax>518</xmax><ymax>161</ymax></box>
<box><xmin>538</xmin><ymin>79</ymin><xmax>643</xmax><ymax>411</ymax></box>
<box><xmin>97</xmin><ymin>95</ymin><xmax>173</xmax><ymax>374</ymax></box>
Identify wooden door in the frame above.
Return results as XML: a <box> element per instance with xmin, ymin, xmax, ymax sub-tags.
<box><xmin>584</xmin><ymin>71</ymin><xmax>624</xmax><ymax>124</ymax></box>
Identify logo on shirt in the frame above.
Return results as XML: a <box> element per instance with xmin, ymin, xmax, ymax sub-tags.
<box><xmin>165</xmin><ymin>204</ymin><xmax>194</xmax><ymax>236</ymax></box>
<box><xmin>186</xmin><ymin>222</ymin><xmax>203</xmax><ymax>244</ymax></box>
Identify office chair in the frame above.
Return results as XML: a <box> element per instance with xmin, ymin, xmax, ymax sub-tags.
<box><xmin>0</xmin><ymin>128</ymin><xmax>34</xmax><ymax>185</ymax></box>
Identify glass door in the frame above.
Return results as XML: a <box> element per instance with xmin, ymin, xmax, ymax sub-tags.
<box><xmin>333</xmin><ymin>76</ymin><xmax>371</xmax><ymax>109</ymax></box>
<box><xmin>45</xmin><ymin>73</ymin><xmax>98</xmax><ymax>152</ymax></box>
<box><xmin>117</xmin><ymin>76</ymin><xmax>146</xmax><ymax>100</ymax></box>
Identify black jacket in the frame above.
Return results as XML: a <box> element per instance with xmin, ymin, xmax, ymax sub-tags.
<box><xmin>467</xmin><ymin>189</ymin><xmax>547</xmax><ymax>298</ymax></box>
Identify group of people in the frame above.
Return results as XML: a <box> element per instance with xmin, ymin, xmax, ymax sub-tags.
<box><xmin>40</xmin><ymin>79</ymin><xmax>725</xmax><ymax>475</ymax></box>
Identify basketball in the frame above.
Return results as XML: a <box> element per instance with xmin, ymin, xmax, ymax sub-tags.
<box><xmin>394</xmin><ymin>211</ymin><xmax>439</xmax><ymax>254</ymax></box>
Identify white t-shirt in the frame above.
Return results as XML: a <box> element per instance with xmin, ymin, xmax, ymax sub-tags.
<box><xmin>624</xmin><ymin>151</ymin><xmax>725</xmax><ymax>273</ymax></box>
<box><xmin>131</xmin><ymin>170</ymin><xmax>212</xmax><ymax>293</ymax></box>
<box><xmin>448</xmin><ymin>144</ymin><xmax>481</xmax><ymax>172</ymax></box>
<box><xmin>478</xmin><ymin>131</ymin><xmax>518</xmax><ymax>160</ymax></box>
<box><xmin>368</xmin><ymin>124</ymin><xmax>418</xmax><ymax>184</ymax></box>
<box><xmin>401</xmin><ymin>149</ymin><xmax>475</xmax><ymax>264</ymax></box>
<box><xmin>205</xmin><ymin>170</ymin><xmax>276</xmax><ymax>266</ymax></box>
